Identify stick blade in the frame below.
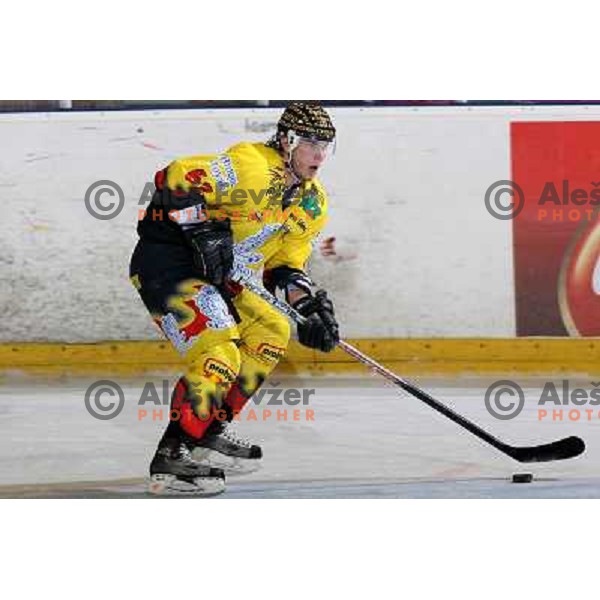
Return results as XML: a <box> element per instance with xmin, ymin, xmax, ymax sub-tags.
<box><xmin>506</xmin><ymin>436</ymin><xmax>586</xmax><ymax>463</ymax></box>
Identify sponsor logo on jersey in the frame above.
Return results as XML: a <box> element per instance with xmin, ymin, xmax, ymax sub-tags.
<box><xmin>209</xmin><ymin>155</ymin><xmax>238</xmax><ymax>192</ymax></box>
<box><xmin>286</xmin><ymin>210</ymin><xmax>308</xmax><ymax>233</ymax></box>
<box><xmin>204</xmin><ymin>358</ymin><xmax>237</xmax><ymax>383</ymax></box>
<box><xmin>234</xmin><ymin>223</ymin><xmax>283</xmax><ymax>264</ymax></box>
<box><xmin>230</xmin><ymin>223</ymin><xmax>285</xmax><ymax>282</ymax></box>
<box><xmin>257</xmin><ymin>343</ymin><xmax>286</xmax><ymax>362</ymax></box>
<box><xmin>299</xmin><ymin>189</ymin><xmax>322</xmax><ymax>219</ymax></box>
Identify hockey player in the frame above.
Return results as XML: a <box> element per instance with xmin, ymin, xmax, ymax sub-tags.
<box><xmin>130</xmin><ymin>102</ymin><xmax>340</xmax><ymax>495</ymax></box>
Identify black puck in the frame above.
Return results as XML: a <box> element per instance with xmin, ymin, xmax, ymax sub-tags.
<box><xmin>512</xmin><ymin>473</ymin><xmax>533</xmax><ymax>483</ymax></box>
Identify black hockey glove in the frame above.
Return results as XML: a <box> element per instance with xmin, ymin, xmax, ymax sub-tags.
<box><xmin>293</xmin><ymin>290</ymin><xmax>340</xmax><ymax>353</ymax></box>
<box><xmin>187</xmin><ymin>219</ymin><xmax>234</xmax><ymax>287</ymax></box>
<box><xmin>264</xmin><ymin>266</ymin><xmax>314</xmax><ymax>301</ymax></box>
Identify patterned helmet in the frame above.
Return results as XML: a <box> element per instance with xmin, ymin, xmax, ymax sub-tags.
<box><xmin>277</xmin><ymin>101</ymin><xmax>336</xmax><ymax>142</ymax></box>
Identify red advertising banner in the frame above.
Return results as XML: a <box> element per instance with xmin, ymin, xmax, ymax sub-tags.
<box><xmin>512</xmin><ymin>122</ymin><xmax>600</xmax><ymax>336</ymax></box>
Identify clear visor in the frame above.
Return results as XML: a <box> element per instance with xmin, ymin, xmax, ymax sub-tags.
<box><xmin>297</xmin><ymin>135</ymin><xmax>336</xmax><ymax>155</ymax></box>
<box><xmin>288</xmin><ymin>132</ymin><xmax>336</xmax><ymax>155</ymax></box>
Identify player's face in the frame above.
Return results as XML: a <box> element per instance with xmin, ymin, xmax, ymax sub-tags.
<box><xmin>282</xmin><ymin>135</ymin><xmax>332</xmax><ymax>180</ymax></box>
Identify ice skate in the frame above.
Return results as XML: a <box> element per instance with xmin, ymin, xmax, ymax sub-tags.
<box><xmin>148</xmin><ymin>439</ymin><xmax>226</xmax><ymax>496</ymax></box>
<box><xmin>192</xmin><ymin>420</ymin><xmax>263</xmax><ymax>476</ymax></box>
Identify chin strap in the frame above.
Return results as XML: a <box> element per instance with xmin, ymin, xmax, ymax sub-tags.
<box><xmin>284</xmin><ymin>130</ymin><xmax>303</xmax><ymax>184</ymax></box>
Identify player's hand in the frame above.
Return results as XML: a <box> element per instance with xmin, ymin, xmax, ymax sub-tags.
<box><xmin>293</xmin><ymin>290</ymin><xmax>340</xmax><ymax>352</ymax></box>
<box><xmin>319</xmin><ymin>236</ymin><xmax>338</xmax><ymax>258</ymax></box>
<box><xmin>188</xmin><ymin>219</ymin><xmax>234</xmax><ymax>286</ymax></box>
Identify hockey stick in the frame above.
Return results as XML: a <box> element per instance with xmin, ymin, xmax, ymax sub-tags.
<box><xmin>234</xmin><ymin>274</ymin><xmax>585</xmax><ymax>463</ymax></box>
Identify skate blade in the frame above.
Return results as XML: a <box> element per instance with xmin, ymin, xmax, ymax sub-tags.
<box><xmin>147</xmin><ymin>474</ymin><xmax>226</xmax><ymax>497</ymax></box>
<box><xmin>192</xmin><ymin>448</ymin><xmax>263</xmax><ymax>476</ymax></box>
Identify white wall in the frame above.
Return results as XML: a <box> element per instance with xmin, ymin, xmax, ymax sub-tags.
<box><xmin>2</xmin><ymin>105</ymin><xmax>600</xmax><ymax>341</ymax></box>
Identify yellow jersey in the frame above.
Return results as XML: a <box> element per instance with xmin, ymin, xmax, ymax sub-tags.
<box><xmin>155</xmin><ymin>142</ymin><xmax>328</xmax><ymax>274</ymax></box>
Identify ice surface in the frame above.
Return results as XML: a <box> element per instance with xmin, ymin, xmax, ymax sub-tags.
<box><xmin>0</xmin><ymin>375</ymin><xmax>597</xmax><ymax>498</ymax></box>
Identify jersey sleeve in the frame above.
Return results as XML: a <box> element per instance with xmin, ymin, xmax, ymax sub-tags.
<box><xmin>161</xmin><ymin>151</ymin><xmax>241</xmax><ymax>229</ymax></box>
<box><xmin>166</xmin><ymin>155</ymin><xmax>220</xmax><ymax>204</ymax></box>
<box><xmin>265</xmin><ymin>237</ymin><xmax>315</xmax><ymax>271</ymax></box>
<box><xmin>166</xmin><ymin>145</ymin><xmax>247</xmax><ymax>204</ymax></box>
